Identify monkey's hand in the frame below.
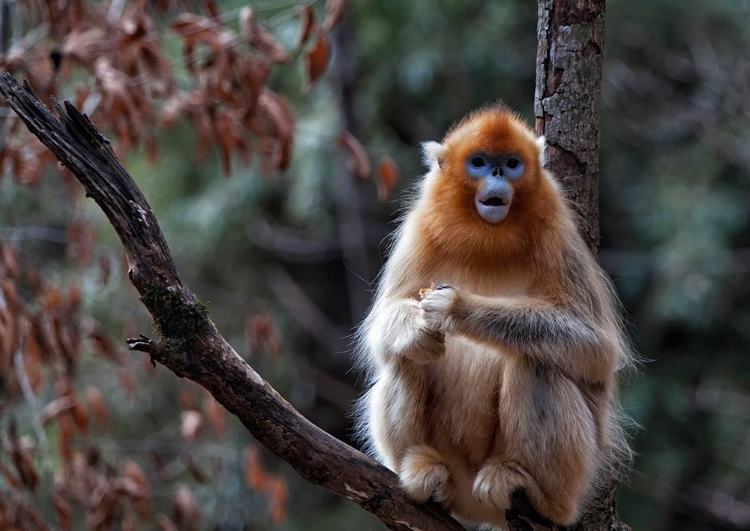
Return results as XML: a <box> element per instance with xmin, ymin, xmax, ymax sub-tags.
<box><xmin>366</xmin><ymin>298</ymin><xmax>446</xmax><ymax>364</ymax></box>
<box><xmin>420</xmin><ymin>285</ymin><xmax>461</xmax><ymax>335</ymax></box>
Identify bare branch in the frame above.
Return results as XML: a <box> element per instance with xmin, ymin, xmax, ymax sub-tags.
<box><xmin>0</xmin><ymin>73</ymin><xmax>463</xmax><ymax>531</ymax></box>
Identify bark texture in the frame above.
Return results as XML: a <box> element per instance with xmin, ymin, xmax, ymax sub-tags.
<box><xmin>0</xmin><ymin>75</ymin><xmax>463</xmax><ymax>531</ymax></box>
<box><xmin>534</xmin><ymin>0</ymin><xmax>605</xmax><ymax>255</ymax></box>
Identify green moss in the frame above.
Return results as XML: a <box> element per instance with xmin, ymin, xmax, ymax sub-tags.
<box><xmin>139</xmin><ymin>280</ymin><xmax>209</xmax><ymax>351</ymax></box>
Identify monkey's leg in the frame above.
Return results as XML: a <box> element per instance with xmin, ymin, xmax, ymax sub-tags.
<box><xmin>474</xmin><ymin>367</ymin><xmax>598</xmax><ymax>525</ymax></box>
<box><xmin>365</xmin><ymin>369</ymin><xmax>455</xmax><ymax>503</ymax></box>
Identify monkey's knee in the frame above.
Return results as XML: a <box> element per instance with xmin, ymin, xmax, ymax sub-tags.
<box><xmin>399</xmin><ymin>445</ymin><xmax>454</xmax><ymax>503</ymax></box>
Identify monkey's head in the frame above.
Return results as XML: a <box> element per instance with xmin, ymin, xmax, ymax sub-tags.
<box><xmin>419</xmin><ymin>105</ymin><xmax>562</xmax><ymax>262</ymax></box>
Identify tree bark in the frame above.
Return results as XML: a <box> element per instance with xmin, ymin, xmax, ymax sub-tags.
<box><xmin>0</xmin><ymin>75</ymin><xmax>463</xmax><ymax>531</ymax></box>
<box><xmin>535</xmin><ymin>0</ymin><xmax>605</xmax><ymax>255</ymax></box>
<box><xmin>518</xmin><ymin>1</ymin><xmax>632</xmax><ymax>530</ymax></box>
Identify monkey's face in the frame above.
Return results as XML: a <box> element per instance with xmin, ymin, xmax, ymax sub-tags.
<box><xmin>464</xmin><ymin>152</ymin><xmax>524</xmax><ymax>223</ymax></box>
<box><xmin>420</xmin><ymin>107</ymin><xmax>556</xmax><ymax>264</ymax></box>
<box><xmin>437</xmin><ymin>108</ymin><xmax>542</xmax><ymax>227</ymax></box>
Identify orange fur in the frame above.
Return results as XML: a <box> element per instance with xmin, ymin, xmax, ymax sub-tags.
<box><xmin>355</xmin><ymin>105</ymin><xmax>632</xmax><ymax>529</ymax></box>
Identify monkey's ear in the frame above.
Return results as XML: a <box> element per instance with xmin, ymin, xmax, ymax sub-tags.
<box><xmin>421</xmin><ymin>141</ymin><xmax>446</xmax><ymax>169</ymax></box>
<box><xmin>536</xmin><ymin>135</ymin><xmax>547</xmax><ymax>168</ymax></box>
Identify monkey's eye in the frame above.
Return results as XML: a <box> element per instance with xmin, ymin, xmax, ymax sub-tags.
<box><xmin>470</xmin><ymin>156</ymin><xmax>486</xmax><ymax>168</ymax></box>
<box><xmin>503</xmin><ymin>157</ymin><xmax>524</xmax><ymax>179</ymax></box>
<box><xmin>466</xmin><ymin>155</ymin><xmax>489</xmax><ymax>177</ymax></box>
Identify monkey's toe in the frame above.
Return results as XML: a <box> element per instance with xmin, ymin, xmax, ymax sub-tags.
<box><xmin>399</xmin><ymin>446</ymin><xmax>453</xmax><ymax>503</ymax></box>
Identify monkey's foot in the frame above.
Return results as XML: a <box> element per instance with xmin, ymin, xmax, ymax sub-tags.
<box><xmin>399</xmin><ymin>445</ymin><xmax>454</xmax><ymax>503</ymax></box>
<box><xmin>472</xmin><ymin>460</ymin><xmax>534</xmax><ymax>511</ymax></box>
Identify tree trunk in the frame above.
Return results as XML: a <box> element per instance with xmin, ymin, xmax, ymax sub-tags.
<box><xmin>535</xmin><ymin>0</ymin><xmax>605</xmax><ymax>256</ymax></box>
<box><xmin>511</xmin><ymin>0</ymin><xmax>632</xmax><ymax>529</ymax></box>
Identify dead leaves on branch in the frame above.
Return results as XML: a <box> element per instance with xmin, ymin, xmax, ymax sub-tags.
<box><xmin>0</xmin><ymin>240</ymin><xmax>291</xmax><ymax>528</ymax></box>
<box><xmin>6</xmin><ymin>0</ymin><xmax>350</xmax><ymax>180</ymax></box>
<box><xmin>6</xmin><ymin>0</ymin><xmax>400</xmax><ymax>206</ymax></box>
<box><xmin>338</xmin><ymin>134</ymin><xmax>401</xmax><ymax>202</ymax></box>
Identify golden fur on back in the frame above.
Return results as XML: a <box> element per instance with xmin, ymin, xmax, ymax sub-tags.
<box><xmin>355</xmin><ymin>105</ymin><xmax>632</xmax><ymax>529</ymax></box>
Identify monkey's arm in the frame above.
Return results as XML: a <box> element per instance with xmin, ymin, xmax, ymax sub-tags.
<box><xmin>420</xmin><ymin>287</ymin><xmax>614</xmax><ymax>381</ymax></box>
<box><xmin>362</xmin><ymin>297</ymin><xmax>446</xmax><ymax>366</ymax></box>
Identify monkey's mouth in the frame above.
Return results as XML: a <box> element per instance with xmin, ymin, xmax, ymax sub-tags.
<box><xmin>480</xmin><ymin>196</ymin><xmax>508</xmax><ymax>207</ymax></box>
<box><xmin>475</xmin><ymin>188</ymin><xmax>512</xmax><ymax>224</ymax></box>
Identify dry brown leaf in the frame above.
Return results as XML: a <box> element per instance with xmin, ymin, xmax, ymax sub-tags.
<box><xmin>0</xmin><ymin>462</ymin><xmax>20</xmax><ymax>489</ymax></box>
<box><xmin>70</xmin><ymin>395</ymin><xmax>90</xmax><ymax>432</ymax></box>
<box><xmin>1</xmin><ymin>279</ymin><xmax>19</xmax><ymax>310</ymax></box>
<box><xmin>155</xmin><ymin>514</ymin><xmax>180</xmax><ymax>531</ymax></box>
<box><xmin>57</xmin><ymin>416</ymin><xmax>74</xmax><ymax>467</ymax></box>
<box><xmin>240</xmin><ymin>7</ymin><xmax>290</xmax><ymax>63</ymax></box>
<box><xmin>89</xmin><ymin>325</ymin><xmax>121</xmax><ymax>364</ymax></box>
<box><xmin>297</xmin><ymin>5</ymin><xmax>316</xmax><ymax>49</ymax></box>
<box><xmin>304</xmin><ymin>34</ymin><xmax>330</xmax><ymax>88</ymax></box>
<box><xmin>245</xmin><ymin>312</ymin><xmax>282</xmax><ymax>357</ymax></box>
<box><xmin>180</xmin><ymin>410</ymin><xmax>203</xmax><ymax>441</ymax></box>
<box><xmin>171</xmin><ymin>14</ymin><xmax>215</xmax><ymax>43</ymax></box>
<box><xmin>9</xmin><ymin>421</ymin><xmax>39</xmax><ymax>491</ymax></box>
<box><xmin>86</xmin><ymin>386</ymin><xmax>108</xmax><ymax>429</ymax></box>
<box><xmin>376</xmin><ymin>155</ymin><xmax>400</xmax><ymax>202</ymax></box>
<box><xmin>23</xmin><ymin>334</ymin><xmax>44</xmax><ymax>395</ymax></box>
<box><xmin>268</xmin><ymin>477</ymin><xmax>289</xmax><ymax>523</ymax></box>
<box><xmin>255</xmin><ymin>26</ymin><xmax>291</xmax><ymax>63</ymax></box>
<box><xmin>122</xmin><ymin>510</ymin><xmax>138</xmax><ymax>531</ymax></box>
<box><xmin>112</xmin><ymin>477</ymin><xmax>141</xmax><ymax>498</ymax></box>
<box><xmin>179</xmin><ymin>388</ymin><xmax>198</xmax><ymax>411</ymax></box>
<box><xmin>60</xmin><ymin>28</ymin><xmax>106</xmax><ymax>65</ymax></box>
<box><xmin>338</xmin><ymin>132</ymin><xmax>371</xmax><ymax>179</ymax></box>
<box><xmin>323</xmin><ymin>0</ymin><xmax>348</xmax><ymax>30</ymax></box>
<box><xmin>37</xmin><ymin>396</ymin><xmax>77</xmax><ymax>427</ymax></box>
<box><xmin>172</xmin><ymin>485</ymin><xmax>200</xmax><ymax>531</ymax></box>
<box><xmin>239</xmin><ymin>7</ymin><xmax>256</xmax><ymax>43</ymax></box>
<box><xmin>203</xmin><ymin>0</ymin><xmax>222</xmax><ymax>19</ymax></box>
<box><xmin>119</xmin><ymin>366</ymin><xmax>138</xmax><ymax>400</ymax></box>
<box><xmin>257</xmin><ymin>90</ymin><xmax>295</xmax><ymax>171</ymax></box>
<box><xmin>214</xmin><ymin>110</ymin><xmax>249</xmax><ymax>175</ymax></box>
<box><xmin>122</xmin><ymin>461</ymin><xmax>151</xmax><ymax>521</ymax></box>
<box><xmin>150</xmin><ymin>452</ymin><xmax>170</xmax><ymax>483</ymax></box>
<box><xmin>243</xmin><ymin>445</ymin><xmax>269</xmax><ymax>490</ymax></box>
<box><xmin>44</xmin><ymin>286</ymin><xmax>62</xmax><ymax>311</ymax></box>
<box><xmin>1</xmin><ymin>243</ymin><xmax>18</xmax><ymax>278</ymax></box>
<box><xmin>202</xmin><ymin>390</ymin><xmax>227</xmax><ymax>438</ymax></box>
<box><xmin>161</xmin><ymin>92</ymin><xmax>189</xmax><ymax>127</ymax></box>
<box><xmin>67</xmin><ymin>283</ymin><xmax>82</xmax><ymax>318</ymax></box>
<box><xmin>184</xmin><ymin>456</ymin><xmax>210</xmax><ymax>483</ymax></box>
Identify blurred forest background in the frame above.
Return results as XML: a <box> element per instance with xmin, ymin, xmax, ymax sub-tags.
<box><xmin>1</xmin><ymin>0</ymin><xmax>749</xmax><ymax>530</ymax></box>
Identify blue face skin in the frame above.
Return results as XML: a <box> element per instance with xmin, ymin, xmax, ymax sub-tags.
<box><xmin>465</xmin><ymin>153</ymin><xmax>525</xmax><ymax>223</ymax></box>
